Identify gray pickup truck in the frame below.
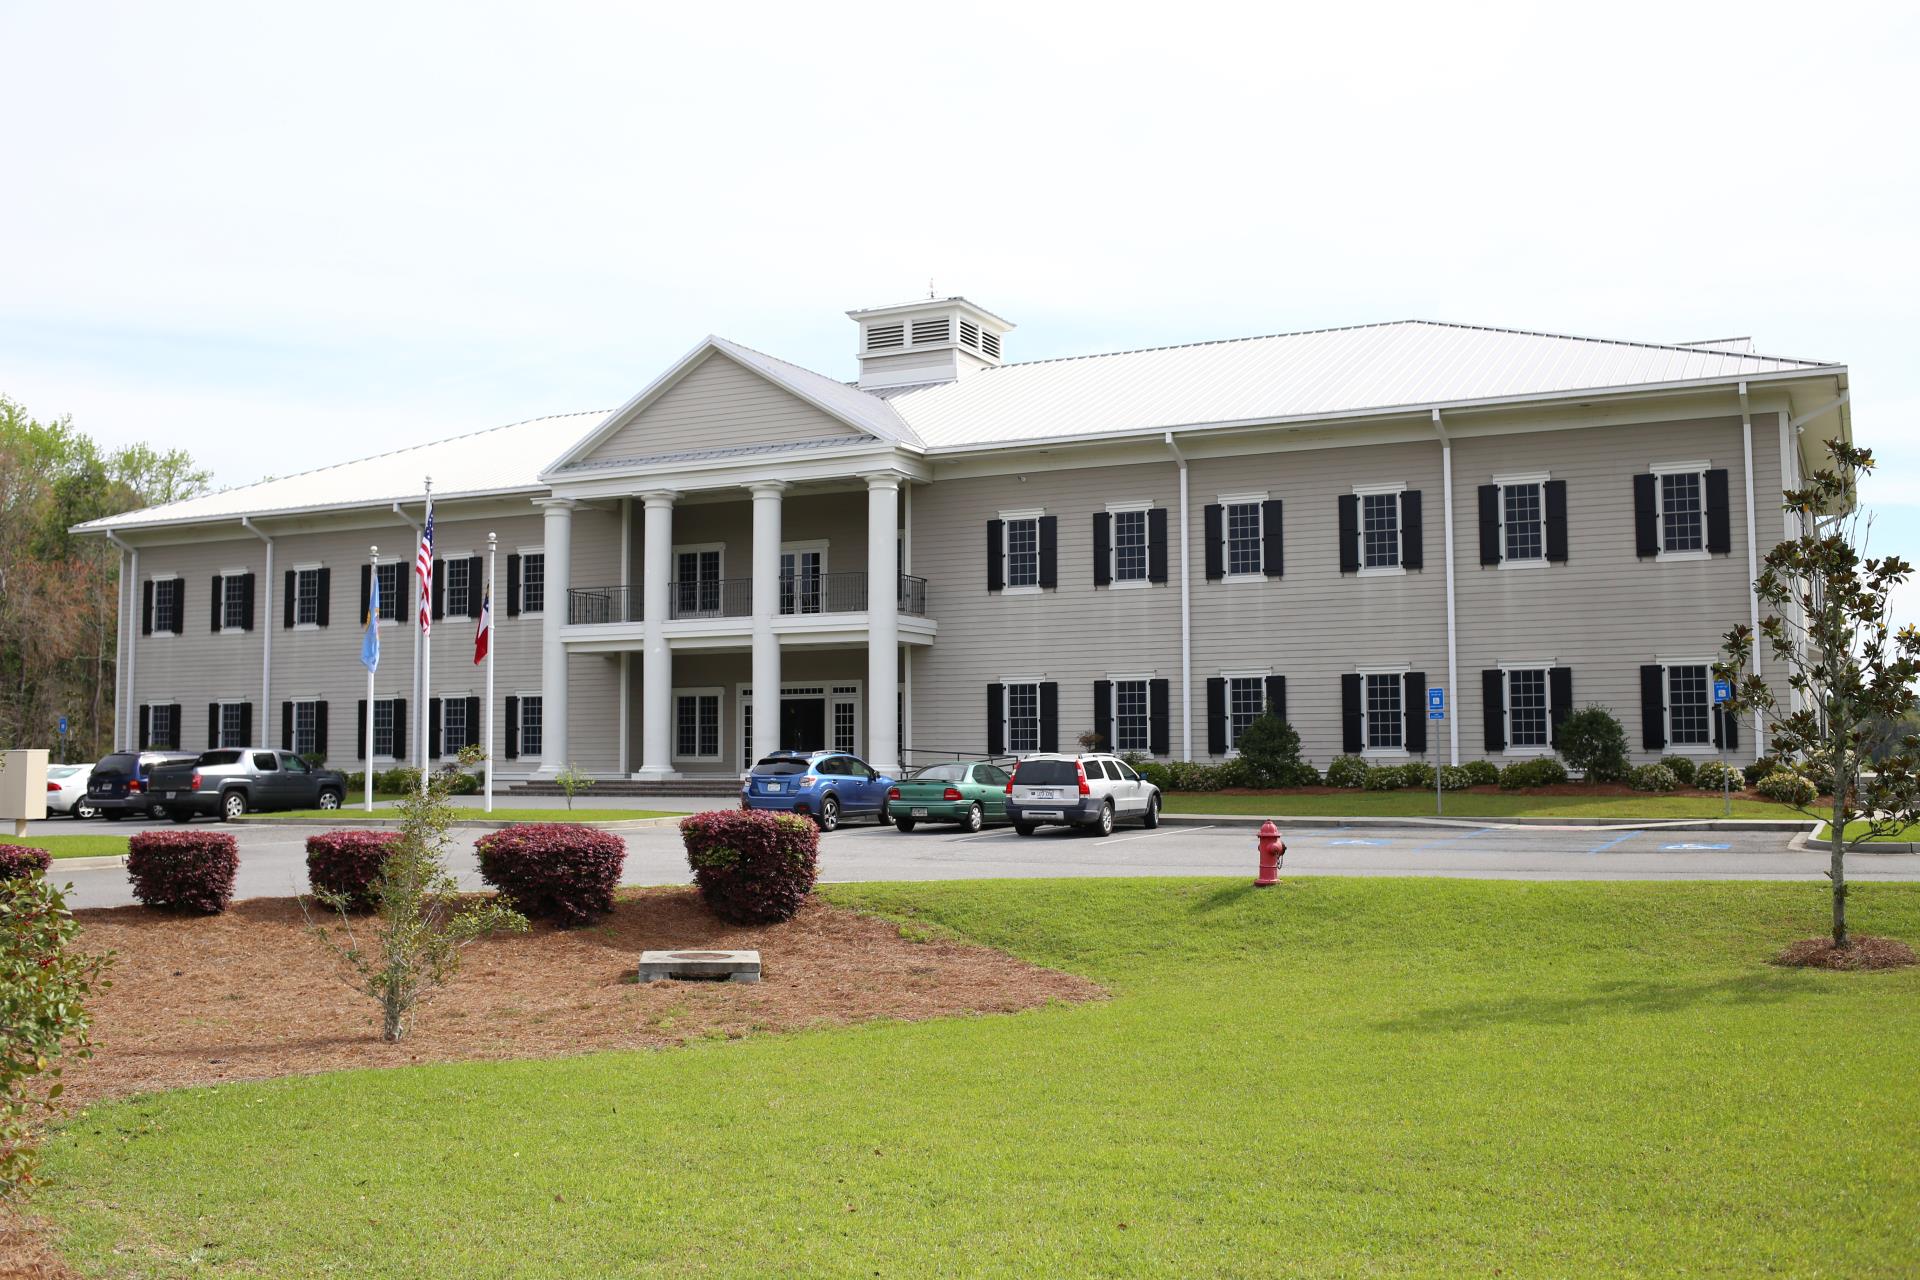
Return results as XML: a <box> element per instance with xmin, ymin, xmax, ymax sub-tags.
<box><xmin>148</xmin><ymin>749</ymin><xmax>350</xmax><ymax>822</ymax></box>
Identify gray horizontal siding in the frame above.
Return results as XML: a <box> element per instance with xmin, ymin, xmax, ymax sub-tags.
<box><xmin>585</xmin><ymin>352</ymin><xmax>865</xmax><ymax>465</ymax></box>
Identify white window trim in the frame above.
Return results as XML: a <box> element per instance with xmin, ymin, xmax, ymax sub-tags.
<box><xmin>145</xmin><ymin>702</ymin><xmax>179</xmax><ymax>748</ymax></box>
<box><xmin>1661</xmin><ymin>659</ymin><xmax>1719</xmax><ymax>755</ymax></box>
<box><xmin>998</xmin><ymin>510</ymin><xmax>1045</xmax><ymax>596</ymax></box>
<box><xmin>1353</xmin><ymin>483</ymin><xmax>1407</xmax><ymax>577</ymax></box>
<box><xmin>671</xmin><ymin>542</ymin><xmax>726</xmax><ymax>578</ymax></box>
<box><xmin>671</xmin><ymin>686</ymin><xmax>724</xmax><ymax>762</ymax></box>
<box><xmin>1218</xmin><ymin>493</ymin><xmax>1268</xmax><ymax>582</ymax></box>
<box><xmin>372</xmin><ymin>560</ymin><xmax>407</xmax><ymax>629</ymax></box>
<box><xmin>439</xmin><ymin>550</ymin><xmax>474</xmax><ymax>617</ymax></box>
<box><xmin>1000</xmin><ymin>675</ymin><xmax>1045</xmax><ymax>757</ymax></box>
<box><xmin>1104</xmin><ymin>672</ymin><xmax>1155</xmax><ymax>755</ymax></box>
<box><xmin>290</xmin><ymin>563</ymin><xmax>325</xmax><ymax>631</ymax></box>
<box><xmin>216</xmin><ymin>567</ymin><xmax>249</xmax><ymax>634</ymax></box>
<box><xmin>290</xmin><ymin>698</ymin><xmax>322</xmax><ymax>757</ymax></box>
<box><xmin>148</xmin><ymin>573</ymin><xmax>181</xmax><ymax>638</ymax></box>
<box><xmin>213</xmin><ymin>700</ymin><xmax>251</xmax><ymax>750</ymax></box>
<box><xmin>1358</xmin><ymin>667</ymin><xmax>1410</xmax><ymax>758</ymax></box>
<box><xmin>1490</xmin><ymin>473</ymin><xmax>1551</xmax><ymax>570</ymax></box>
<box><xmin>514</xmin><ymin>690</ymin><xmax>544</xmax><ymax>758</ymax></box>
<box><xmin>1650</xmin><ymin>461</ymin><xmax>1712</xmax><ymax>561</ymax></box>
<box><xmin>1500</xmin><ymin>665</ymin><xmax>1555</xmax><ymax>757</ymax></box>
<box><xmin>1220</xmin><ymin>669</ymin><xmax>1273</xmax><ymax>756</ymax></box>
<box><xmin>1106</xmin><ymin>502</ymin><xmax>1153</xmax><ymax>589</ymax></box>
<box><xmin>514</xmin><ymin>546</ymin><xmax>546</xmax><ymax>616</ymax></box>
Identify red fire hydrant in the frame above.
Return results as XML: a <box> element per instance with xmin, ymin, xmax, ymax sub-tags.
<box><xmin>1255</xmin><ymin>820</ymin><xmax>1285</xmax><ymax>887</ymax></box>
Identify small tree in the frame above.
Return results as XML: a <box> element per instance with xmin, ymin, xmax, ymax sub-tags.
<box><xmin>555</xmin><ymin>762</ymin><xmax>595</xmax><ymax>811</ymax></box>
<box><xmin>1722</xmin><ymin>439</ymin><xmax>1920</xmax><ymax>949</ymax></box>
<box><xmin>1555</xmin><ymin>706</ymin><xmax>1630</xmax><ymax>782</ymax></box>
<box><xmin>307</xmin><ymin>746</ymin><xmax>526</xmax><ymax>1040</ymax></box>
<box><xmin>1235</xmin><ymin>710</ymin><xmax>1311</xmax><ymax>786</ymax></box>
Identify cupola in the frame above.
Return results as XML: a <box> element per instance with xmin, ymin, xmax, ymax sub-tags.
<box><xmin>848</xmin><ymin>296</ymin><xmax>1014</xmax><ymax>390</ymax></box>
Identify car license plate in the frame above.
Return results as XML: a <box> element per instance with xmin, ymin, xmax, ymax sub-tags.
<box><xmin>1028</xmin><ymin>810</ymin><xmax>1063</xmax><ymax>820</ymax></box>
<box><xmin>911</xmin><ymin>807</ymin><xmax>929</xmax><ymax>817</ymax></box>
<box><xmin>1031</xmin><ymin>789</ymin><xmax>1056</xmax><ymax>799</ymax></box>
<box><xmin>166</xmin><ymin>791</ymin><xmax>179</xmax><ymax>799</ymax></box>
<box><xmin>765</xmin><ymin>782</ymin><xmax>781</xmax><ymax>792</ymax></box>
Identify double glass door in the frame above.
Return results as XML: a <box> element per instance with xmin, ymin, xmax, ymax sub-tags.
<box><xmin>780</xmin><ymin>550</ymin><xmax>823</xmax><ymax>615</ymax></box>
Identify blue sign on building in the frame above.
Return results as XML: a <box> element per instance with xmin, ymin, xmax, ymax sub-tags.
<box><xmin>1427</xmin><ymin>687</ymin><xmax>1445</xmax><ymax>712</ymax></box>
<box><xmin>1713</xmin><ymin>679</ymin><xmax>1732</xmax><ymax>704</ymax></box>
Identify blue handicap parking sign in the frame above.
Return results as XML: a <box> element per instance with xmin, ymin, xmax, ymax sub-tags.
<box><xmin>1427</xmin><ymin>687</ymin><xmax>1445</xmax><ymax>711</ymax></box>
<box><xmin>1713</xmin><ymin>679</ymin><xmax>1732</xmax><ymax>704</ymax></box>
<box><xmin>1428</xmin><ymin>710</ymin><xmax>1445</xmax><ymax>720</ymax></box>
<box><xmin>58</xmin><ymin>715</ymin><xmax>68</xmax><ymax>736</ymax></box>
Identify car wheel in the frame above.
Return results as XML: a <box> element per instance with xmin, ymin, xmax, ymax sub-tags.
<box><xmin>1013</xmin><ymin>822</ymin><xmax>1037</xmax><ymax>837</ymax></box>
<box><xmin>815</xmin><ymin>794</ymin><xmax>840</xmax><ymax>832</ymax></box>
<box><xmin>168</xmin><ymin>810</ymin><xmax>194</xmax><ymax>824</ymax></box>
<box><xmin>147</xmin><ymin>803</ymin><xmax>168</xmax><ymax>821</ymax></box>
<box><xmin>894</xmin><ymin>818</ymin><xmax>917</xmax><ymax>833</ymax></box>
<box><xmin>1142</xmin><ymin>795</ymin><xmax>1160</xmax><ymax>829</ymax></box>
<box><xmin>317</xmin><ymin>789</ymin><xmax>342</xmax><ymax>811</ymax></box>
<box><xmin>75</xmin><ymin>802</ymin><xmax>99</xmax><ymax>820</ymax></box>
<box><xmin>1090</xmin><ymin>802</ymin><xmax>1115</xmax><ymax>837</ymax></box>
<box><xmin>221</xmin><ymin>791</ymin><xmax>248</xmax><ymax>822</ymax></box>
<box><xmin>962</xmin><ymin>802</ymin><xmax>984</xmax><ymax>833</ymax></box>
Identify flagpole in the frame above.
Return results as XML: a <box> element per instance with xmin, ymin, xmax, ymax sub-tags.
<box><xmin>366</xmin><ymin>544</ymin><xmax>378</xmax><ymax>813</ymax></box>
<box><xmin>419</xmin><ymin>476</ymin><xmax>432</xmax><ymax>797</ymax></box>
<box><xmin>485</xmin><ymin>531</ymin><xmax>497</xmax><ymax>814</ymax></box>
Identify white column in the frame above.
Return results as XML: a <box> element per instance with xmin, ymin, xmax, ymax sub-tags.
<box><xmin>750</xmin><ymin>482</ymin><xmax>786</xmax><ymax>766</ymax></box>
<box><xmin>537</xmin><ymin>498</ymin><xmax>575</xmax><ymax>775</ymax></box>
<box><xmin>636</xmin><ymin>491</ymin><xmax>677</xmax><ymax>780</ymax></box>
<box><xmin>864</xmin><ymin>474</ymin><xmax>901</xmax><ymax>775</ymax></box>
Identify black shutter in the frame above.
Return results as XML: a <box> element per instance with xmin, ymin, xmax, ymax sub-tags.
<box><xmin>1549</xmin><ymin>667</ymin><xmax>1574</xmax><ymax>746</ymax></box>
<box><xmin>1037</xmin><ymin>517</ymin><xmax>1057</xmax><ymax>589</ymax></box>
<box><xmin>1478</xmin><ymin>485</ymin><xmax>1501</xmax><ymax>566</ymax></box>
<box><xmin>1342</xmin><ymin>674</ymin><xmax>1363</xmax><ymax>753</ymax></box>
<box><xmin>986</xmin><ymin>522</ymin><xmax>1004</xmax><ymax>593</ymax></box>
<box><xmin>281</xmin><ymin>701</ymin><xmax>293</xmax><ymax>752</ymax></box>
<box><xmin>985</xmin><ymin>686</ymin><xmax>1003</xmax><ymax>756</ymax></box>
<box><xmin>1265</xmin><ymin>675</ymin><xmax>1287</xmax><ymax>724</ymax></box>
<box><xmin>170</xmin><ymin>581</ymin><xmax>185</xmax><ymax>634</ymax></box>
<box><xmin>1092</xmin><ymin>513</ymin><xmax>1111</xmax><ymax>587</ymax></box>
<box><xmin>1147</xmin><ymin>508</ymin><xmax>1168</xmax><ymax>584</ymax></box>
<box><xmin>211</xmin><ymin>575</ymin><xmax>224</xmax><ymax>632</ymax></box>
<box><xmin>465</xmin><ymin>695</ymin><xmax>481</xmax><ymax>749</ymax></box>
<box><xmin>1714</xmin><ymin>705</ymin><xmax>1740</xmax><ymax>752</ymax></box>
<box><xmin>505</xmin><ymin>696</ymin><xmax>520</xmax><ymax>759</ymax></box>
<box><xmin>241</xmin><ymin>573</ymin><xmax>255</xmax><ymax>631</ymax></box>
<box><xmin>391</xmin><ymin>699</ymin><xmax>406</xmax><ymax>760</ymax></box>
<box><xmin>1262</xmin><ymin>499</ymin><xmax>1284</xmax><ymax>577</ymax></box>
<box><xmin>1404</xmin><ymin>672</ymin><xmax>1427</xmax><ymax>753</ymax></box>
<box><xmin>466</xmin><ymin>556</ymin><xmax>484</xmax><ymax>617</ymax></box>
<box><xmin>1038</xmin><ymin>682</ymin><xmax>1059</xmax><ymax>753</ymax></box>
<box><xmin>1338</xmin><ymin>495</ymin><xmax>1360</xmax><ymax>574</ymax></box>
<box><xmin>507</xmin><ymin>554</ymin><xmax>523</xmax><ymax>616</ymax></box>
<box><xmin>1705</xmin><ymin>468</ymin><xmax>1732</xmax><ymax>554</ymax></box>
<box><xmin>1401</xmin><ymin>492</ymin><xmax>1423</xmax><ymax>570</ymax></box>
<box><xmin>1634</xmin><ymin>474</ymin><xmax>1658</xmax><ymax>557</ymax></box>
<box><xmin>360</xmin><ymin>564</ymin><xmax>373</xmax><ymax>625</ymax></box>
<box><xmin>1203</xmin><ymin>504</ymin><xmax>1224</xmax><ymax>581</ymax></box>
<box><xmin>315</xmin><ymin>702</ymin><xmax>329</xmax><ymax>758</ymax></box>
<box><xmin>1640</xmin><ymin>665</ymin><xmax>1666</xmax><ymax>750</ymax></box>
<box><xmin>142</xmin><ymin>580</ymin><xmax>154</xmax><ymax>636</ymax></box>
<box><xmin>429</xmin><ymin>698</ymin><xmax>442</xmax><ymax>759</ymax></box>
<box><xmin>207</xmin><ymin>703</ymin><xmax>220</xmax><ymax>750</ymax></box>
<box><xmin>1149</xmin><ymin>679</ymin><xmax>1170</xmax><ymax>755</ymax></box>
<box><xmin>431</xmin><ymin>559</ymin><xmax>445</xmax><ymax>621</ymax></box>
<box><xmin>138</xmin><ymin>705</ymin><xmax>151</xmax><ymax>750</ymax></box>
<box><xmin>316</xmin><ymin>567</ymin><xmax>331</xmax><ymax>628</ymax></box>
<box><xmin>1093</xmin><ymin>680</ymin><xmax>1113</xmax><ymax>752</ymax></box>
<box><xmin>1545</xmin><ymin>481</ymin><xmax>1568</xmax><ymax>563</ymax></box>
<box><xmin>1483</xmin><ymin>669</ymin><xmax>1506</xmax><ymax>753</ymax></box>
<box><xmin>1206</xmin><ymin>677</ymin><xmax>1227</xmax><ymax>756</ymax></box>
<box><xmin>357</xmin><ymin>700</ymin><xmax>368</xmax><ymax>760</ymax></box>
<box><xmin>283</xmin><ymin>570</ymin><xmax>295</xmax><ymax>629</ymax></box>
<box><xmin>239</xmin><ymin>702</ymin><xmax>253</xmax><ymax>745</ymax></box>
<box><xmin>167</xmin><ymin>704</ymin><xmax>182</xmax><ymax>750</ymax></box>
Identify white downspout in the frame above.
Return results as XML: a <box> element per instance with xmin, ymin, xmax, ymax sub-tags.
<box><xmin>1164</xmin><ymin>431</ymin><xmax>1193</xmax><ymax>760</ymax></box>
<box><xmin>242</xmin><ymin>517</ymin><xmax>273</xmax><ymax>737</ymax></box>
<box><xmin>1431</xmin><ymin>409</ymin><xmax>1460</xmax><ymax>765</ymax></box>
<box><xmin>1738</xmin><ymin>382</ymin><xmax>1762</xmax><ymax>758</ymax></box>
<box><xmin>105</xmin><ymin>531</ymin><xmax>137</xmax><ymax>750</ymax></box>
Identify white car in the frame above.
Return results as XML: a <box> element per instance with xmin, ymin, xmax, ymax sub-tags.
<box><xmin>45</xmin><ymin>763</ymin><xmax>100</xmax><ymax>819</ymax></box>
<box><xmin>1005</xmin><ymin>753</ymin><xmax>1162</xmax><ymax>837</ymax></box>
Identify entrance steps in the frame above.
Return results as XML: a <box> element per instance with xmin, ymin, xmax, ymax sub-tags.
<box><xmin>506</xmin><ymin>777</ymin><xmax>742</xmax><ymax>798</ymax></box>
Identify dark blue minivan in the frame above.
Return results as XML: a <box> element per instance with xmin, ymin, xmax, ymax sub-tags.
<box><xmin>86</xmin><ymin>750</ymin><xmax>198</xmax><ymax>820</ymax></box>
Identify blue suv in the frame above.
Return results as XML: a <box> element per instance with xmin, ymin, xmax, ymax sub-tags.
<box><xmin>742</xmin><ymin>751</ymin><xmax>895</xmax><ymax>832</ymax></box>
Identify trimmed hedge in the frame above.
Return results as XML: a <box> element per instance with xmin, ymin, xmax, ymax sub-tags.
<box><xmin>1326</xmin><ymin>755</ymin><xmax>1369</xmax><ymax>790</ymax></box>
<box><xmin>1659</xmin><ymin>755</ymin><xmax>1699</xmax><ymax>786</ymax></box>
<box><xmin>475</xmin><ymin>824</ymin><xmax>627</xmax><ymax>927</ymax></box>
<box><xmin>1499</xmin><ymin>757</ymin><xmax>1570</xmax><ymax>790</ymax></box>
<box><xmin>1755</xmin><ymin>769</ymin><xmax>1817</xmax><ymax>805</ymax></box>
<box><xmin>126</xmin><ymin>829</ymin><xmax>238</xmax><ymax>914</ymax></box>
<box><xmin>1462</xmin><ymin>759</ymin><xmax>1501</xmax><ymax>787</ymax></box>
<box><xmin>1361</xmin><ymin>766</ymin><xmax>1402</xmax><ymax>791</ymax></box>
<box><xmin>680</xmin><ymin>809</ymin><xmax>820</xmax><ymax>924</ymax></box>
<box><xmin>1694</xmin><ymin>760</ymin><xmax>1741</xmax><ymax>792</ymax></box>
<box><xmin>1744</xmin><ymin>756</ymin><xmax>1782</xmax><ymax>787</ymax></box>
<box><xmin>1629</xmin><ymin>763</ymin><xmax>1679</xmax><ymax>793</ymax></box>
<box><xmin>0</xmin><ymin>843</ymin><xmax>51</xmax><ymax>882</ymax></box>
<box><xmin>305</xmin><ymin>830</ymin><xmax>402</xmax><ymax>911</ymax></box>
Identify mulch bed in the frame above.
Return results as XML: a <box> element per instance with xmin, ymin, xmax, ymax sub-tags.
<box><xmin>1774</xmin><ymin>935</ymin><xmax>1918</xmax><ymax>971</ymax></box>
<box><xmin>58</xmin><ymin>886</ymin><xmax>1102</xmax><ymax>1106</ymax></box>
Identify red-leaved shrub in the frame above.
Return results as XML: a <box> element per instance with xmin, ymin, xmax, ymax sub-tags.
<box><xmin>474</xmin><ymin>824</ymin><xmax>626</xmax><ymax>927</ymax></box>
<box><xmin>305</xmin><ymin>830</ymin><xmax>403</xmax><ymax>910</ymax></box>
<box><xmin>126</xmin><ymin>829</ymin><xmax>239</xmax><ymax>914</ymax></box>
<box><xmin>679</xmin><ymin>809</ymin><xmax>819</xmax><ymax>924</ymax></box>
<box><xmin>0</xmin><ymin>843</ymin><xmax>51</xmax><ymax>881</ymax></box>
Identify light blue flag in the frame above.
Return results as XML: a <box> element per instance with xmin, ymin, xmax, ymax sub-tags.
<box><xmin>361</xmin><ymin>568</ymin><xmax>380</xmax><ymax>672</ymax></box>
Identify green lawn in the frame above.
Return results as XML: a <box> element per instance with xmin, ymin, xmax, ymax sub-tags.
<box><xmin>1165</xmin><ymin>789</ymin><xmax>1805</xmax><ymax>820</ymax></box>
<box><xmin>33</xmin><ymin>878</ymin><xmax>1920</xmax><ymax>1277</ymax></box>
<box><xmin>245</xmin><ymin>806</ymin><xmax>680</xmax><ymax>822</ymax></box>
<box><xmin>0</xmin><ymin>834</ymin><xmax>130</xmax><ymax>859</ymax></box>
<box><xmin>1814</xmin><ymin>820</ymin><xmax>1920</xmax><ymax>844</ymax></box>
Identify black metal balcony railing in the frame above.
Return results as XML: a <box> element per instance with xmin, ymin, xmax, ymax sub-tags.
<box><xmin>568</xmin><ymin>573</ymin><xmax>929</xmax><ymax>624</ymax></box>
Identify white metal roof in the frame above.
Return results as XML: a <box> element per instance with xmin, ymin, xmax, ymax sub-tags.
<box><xmin>881</xmin><ymin>320</ymin><xmax>1836</xmax><ymax>450</ymax></box>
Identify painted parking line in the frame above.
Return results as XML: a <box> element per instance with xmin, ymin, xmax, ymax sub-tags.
<box><xmin>1660</xmin><ymin>842</ymin><xmax>1733</xmax><ymax>851</ymax></box>
<box><xmin>1587</xmin><ymin>830</ymin><xmax>1644</xmax><ymax>855</ymax></box>
<box><xmin>1105</xmin><ymin>824</ymin><xmax>1208</xmax><ymax>846</ymax></box>
<box><xmin>1330</xmin><ymin>838</ymin><xmax>1390</xmax><ymax>847</ymax></box>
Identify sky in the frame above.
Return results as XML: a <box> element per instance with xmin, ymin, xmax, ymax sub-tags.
<box><xmin>2</xmin><ymin>0</ymin><xmax>1916</xmax><ymax>613</ymax></box>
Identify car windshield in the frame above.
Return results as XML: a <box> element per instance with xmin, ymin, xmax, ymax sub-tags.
<box><xmin>1015</xmin><ymin>760</ymin><xmax>1078</xmax><ymax>786</ymax></box>
<box><xmin>95</xmin><ymin>753</ymin><xmax>138</xmax><ymax>778</ymax></box>
<box><xmin>909</xmin><ymin>764</ymin><xmax>968</xmax><ymax>782</ymax></box>
<box><xmin>198</xmin><ymin>750</ymin><xmax>245</xmax><ymax>766</ymax></box>
<box><xmin>751</xmin><ymin>757</ymin><xmax>811</xmax><ymax>776</ymax></box>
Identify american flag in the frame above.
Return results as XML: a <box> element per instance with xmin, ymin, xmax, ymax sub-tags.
<box><xmin>415</xmin><ymin>497</ymin><xmax>435</xmax><ymax>635</ymax></box>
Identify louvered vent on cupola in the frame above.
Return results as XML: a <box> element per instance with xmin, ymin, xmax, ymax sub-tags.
<box><xmin>849</xmin><ymin>296</ymin><xmax>1016</xmax><ymax>389</ymax></box>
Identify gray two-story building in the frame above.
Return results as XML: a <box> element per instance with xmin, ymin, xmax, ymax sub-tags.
<box><xmin>79</xmin><ymin>298</ymin><xmax>1849</xmax><ymax>783</ymax></box>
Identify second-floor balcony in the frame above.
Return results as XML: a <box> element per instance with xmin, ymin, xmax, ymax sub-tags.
<box><xmin>567</xmin><ymin>571</ymin><xmax>929</xmax><ymax>626</ymax></box>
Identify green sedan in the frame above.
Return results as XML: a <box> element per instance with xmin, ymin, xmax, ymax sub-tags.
<box><xmin>887</xmin><ymin>761</ymin><xmax>1012</xmax><ymax>833</ymax></box>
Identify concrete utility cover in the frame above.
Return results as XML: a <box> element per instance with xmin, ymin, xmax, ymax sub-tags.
<box><xmin>638</xmin><ymin>949</ymin><xmax>762</xmax><ymax>983</ymax></box>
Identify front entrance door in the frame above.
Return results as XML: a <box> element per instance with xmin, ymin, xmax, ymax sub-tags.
<box><xmin>779</xmin><ymin>698</ymin><xmax>826</xmax><ymax>752</ymax></box>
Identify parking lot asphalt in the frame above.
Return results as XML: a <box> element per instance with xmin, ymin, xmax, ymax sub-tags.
<box><xmin>34</xmin><ymin>811</ymin><xmax>1920</xmax><ymax>911</ymax></box>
